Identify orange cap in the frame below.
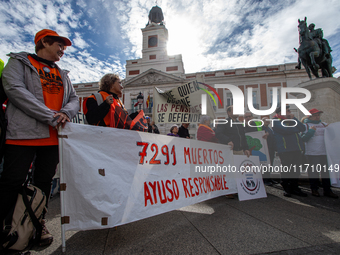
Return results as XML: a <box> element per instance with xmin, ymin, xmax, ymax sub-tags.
<box><xmin>34</xmin><ymin>29</ymin><xmax>72</xmax><ymax>46</ymax></box>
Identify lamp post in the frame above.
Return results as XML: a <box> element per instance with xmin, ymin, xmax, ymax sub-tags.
<box><xmin>137</xmin><ymin>92</ymin><xmax>144</xmax><ymax>110</ymax></box>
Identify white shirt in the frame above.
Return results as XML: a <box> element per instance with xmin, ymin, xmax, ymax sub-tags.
<box><xmin>304</xmin><ymin>122</ymin><xmax>327</xmax><ymax>155</ymax></box>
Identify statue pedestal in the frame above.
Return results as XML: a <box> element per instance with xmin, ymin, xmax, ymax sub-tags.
<box><xmin>294</xmin><ymin>77</ymin><xmax>340</xmax><ymax>124</ymax></box>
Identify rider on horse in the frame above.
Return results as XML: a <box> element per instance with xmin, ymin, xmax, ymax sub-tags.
<box><xmin>308</xmin><ymin>23</ymin><xmax>332</xmax><ymax>59</ymax></box>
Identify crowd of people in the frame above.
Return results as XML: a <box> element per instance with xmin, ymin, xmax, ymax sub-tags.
<box><xmin>197</xmin><ymin>105</ymin><xmax>338</xmax><ymax>199</ymax></box>
<box><xmin>0</xmin><ymin>28</ymin><xmax>338</xmax><ymax>251</ymax></box>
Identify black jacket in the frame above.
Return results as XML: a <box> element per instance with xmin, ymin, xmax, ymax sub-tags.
<box><xmin>215</xmin><ymin>117</ymin><xmax>249</xmax><ymax>151</ymax></box>
<box><xmin>178</xmin><ymin>125</ymin><xmax>190</xmax><ymax>138</ymax></box>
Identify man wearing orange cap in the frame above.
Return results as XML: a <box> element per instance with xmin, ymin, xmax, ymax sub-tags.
<box><xmin>0</xmin><ymin>29</ymin><xmax>79</xmax><ymax>247</ymax></box>
<box><xmin>301</xmin><ymin>108</ymin><xmax>338</xmax><ymax>198</ymax></box>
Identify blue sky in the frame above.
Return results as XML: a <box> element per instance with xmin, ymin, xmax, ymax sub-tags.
<box><xmin>1</xmin><ymin>0</ymin><xmax>339</xmax><ymax>83</ymax></box>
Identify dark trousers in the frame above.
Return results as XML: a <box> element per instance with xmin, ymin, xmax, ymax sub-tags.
<box><xmin>307</xmin><ymin>155</ymin><xmax>331</xmax><ymax>192</ymax></box>
<box><xmin>279</xmin><ymin>151</ymin><xmax>303</xmax><ymax>193</ymax></box>
<box><xmin>0</xmin><ymin>144</ymin><xmax>59</xmax><ymax>225</ymax></box>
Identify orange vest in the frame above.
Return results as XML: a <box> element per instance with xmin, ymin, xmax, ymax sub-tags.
<box><xmin>6</xmin><ymin>55</ymin><xmax>64</xmax><ymax>146</ymax></box>
<box><xmin>83</xmin><ymin>91</ymin><xmax>128</xmax><ymax>127</ymax></box>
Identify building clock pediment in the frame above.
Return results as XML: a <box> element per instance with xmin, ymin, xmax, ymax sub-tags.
<box><xmin>124</xmin><ymin>68</ymin><xmax>184</xmax><ymax>87</ymax></box>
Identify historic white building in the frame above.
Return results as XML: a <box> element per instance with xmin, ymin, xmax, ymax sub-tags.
<box><xmin>73</xmin><ymin>5</ymin><xmax>310</xmax><ymax>136</ymax></box>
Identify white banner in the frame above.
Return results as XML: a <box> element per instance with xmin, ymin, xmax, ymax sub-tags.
<box><xmin>152</xmin><ymin>80</ymin><xmax>216</xmax><ymax>124</ymax></box>
<box><xmin>245</xmin><ymin>131</ymin><xmax>270</xmax><ymax>165</ymax></box>
<box><xmin>233</xmin><ymin>155</ymin><xmax>267</xmax><ymax>201</ymax></box>
<box><xmin>325</xmin><ymin>122</ymin><xmax>340</xmax><ymax>187</ymax></box>
<box><xmin>59</xmin><ymin>123</ymin><xmax>236</xmax><ymax>231</ymax></box>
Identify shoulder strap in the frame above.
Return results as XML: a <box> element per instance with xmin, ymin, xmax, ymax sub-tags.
<box><xmin>94</xmin><ymin>92</ymin><xmax>103</xmax><ymax>105</ymax></box>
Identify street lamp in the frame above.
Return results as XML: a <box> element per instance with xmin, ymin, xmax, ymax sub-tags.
<box><xmin>137</xmin><ymin>92</ymin><xmax>144</xmax><ymax>110</ymax></box>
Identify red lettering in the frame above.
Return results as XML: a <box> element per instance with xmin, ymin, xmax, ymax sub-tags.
<box><xmin>210</xmin><ymin>176</ymin><xmax>215</xmax><ymax>191</ymax></box>
<box><xmin>214</xmin><ymin>150</ymin><xmax>218</xmax><ymax>164</ymax></box>
<box><xmin>191</xmin><ymin>148</ymin><xmax>197</xmax><ymax>164</ymax></box>
<box><xmin>200</xmin><ymin>177</ymin><xmax>206</xmax><ymax>193</ymax></box>
<box><xmin>188</xmin><ymin>178</ymin><xmax>195</xmax><ymax>197</ymax></box>
<box><xmin>204</xmin><ymin>177</ymin><xmax>211</xmax><ymax>192</ymax></box>
<box><xmin>198</xmin><ymin>148</ymin><xmax>202</xmax><ymax>164</ymax></box>
<box><xmin>184</xmin><ymin>147</ymin><xmax>191</xmax><ymax>164</ymax></box>
<box><xmin>219</xmin><ymin>151</ymin><xmax>224</xmax><ymax>164</ymax></box>
<box><xmin>171</xmin><ymin>104</ymin><xmax>176</xmax><ymax>112</ymax></box>
<box><xmin>157</xmin><ymin>181</ymin><xmax>167</xmax><ymax>204</ymax></box>
<box><xmin>166</xmin><ymin>180</ymin><xmax>174</xmax><ymax>202</ymax></box>
<box><xmin>208</xmin><ymin>149</ymin><xmax>213</xmax><ymax>164</ymax></box>
<box><xmin>144</xmin><ymin>182</ymin><xmax>153</xmax><ymax>206</ymax></box>
<box><xmin>173</xmin><ymin>180</ymin><xmax>180</xmax><ymax>200</ymax></box>
<box><xmin>203</xmin><ymin>149</ymin><xmax>209</xmax><ymax>164</ymax></box>
<box><xmin>182</xmin><ymin>178</ymin><xmax>190</xmax><ymax>198</ymax></box>
<box><xmin>148</xmin><ymin>181</ymin><xmax>158</xmax><ymax>204</ymax></box>
<box><xmin>193</xmin><ymin>178</ymin><xmax>200</xmax><ymax>196</ymax></box>
<box><xmin>223</xmin><ymin>175</ymin><xmax>228</xmax><ymax>190</ymax></box>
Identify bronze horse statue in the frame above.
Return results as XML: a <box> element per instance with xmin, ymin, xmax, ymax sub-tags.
<box><xmin>296</xmin><ymin>17</ymin><xmax>333</xmax><ymax>79</ymax></box>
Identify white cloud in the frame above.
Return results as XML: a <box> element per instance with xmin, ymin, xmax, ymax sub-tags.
<box><xmin>1</xmin><ymin>0</ymin><xmax>339</xmax><ymax>84</ymax></box>
<box><xmin>73</xmin><ymin>32</ymin><xmax>89</xmax><ymax>49</ymax></box>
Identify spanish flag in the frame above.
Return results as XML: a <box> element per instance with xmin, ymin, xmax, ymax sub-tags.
<box><xmin>146</xmin><ymin>94</ymin><xmax>150</xmax><ymax>108</ymax></box>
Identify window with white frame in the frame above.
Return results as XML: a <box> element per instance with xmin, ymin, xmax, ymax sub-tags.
<box><xmin>245</xmin><ymin>88</ymin><xmax>259</xmax><ymax>110</ymax></box>
<box><xmin>269</xmin><ymin>87</ymin><xmax>281</xmax><ymax>108</ymax></box>
<box><xmin>226</xmin><ymin>91</ymin><xmax>233</xmax><ymax>108</ymax></box>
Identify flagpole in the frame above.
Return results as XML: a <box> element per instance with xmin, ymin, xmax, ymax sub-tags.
<box><xmin>58</xmin><ymin>126</ymin><xmax>67</xmax><ymax>253</ymax></box>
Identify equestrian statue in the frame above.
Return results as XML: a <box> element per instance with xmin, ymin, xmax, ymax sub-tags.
<box><xmin>295</xmin><ymin>17</ymin><xmax>333</xmax><ymax>79</ymax></box>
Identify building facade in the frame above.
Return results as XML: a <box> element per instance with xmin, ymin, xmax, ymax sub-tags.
<box><xmin>73</xmin><ymin>5</ymin><xmax>310</xmax><ymax>136</ymax></box>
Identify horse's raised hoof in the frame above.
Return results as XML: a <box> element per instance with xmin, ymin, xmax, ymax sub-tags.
<box><xmin>295</xmin><ymin>65</ymin><xmax>301</xmax><ymax>69</ymax></box>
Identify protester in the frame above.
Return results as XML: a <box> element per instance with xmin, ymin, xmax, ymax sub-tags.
<box><xmin>167</xmin><ymin>125</ymin><xmax>180</xmax><ymax>137</ymax></box>
<box><xmin>147</xmin><ymin>117</ymin><xmax>160</xmax><ymax>134</ymax></box>
<box><xmin>84</xmin><ymin>73</ymin><xmax>124</xmax><ymax>126</ymax></box>
<box><xmin>301</xmin><ymin>108</ymin><xmax>338</xmax><ymax>198</ymax></box>
<box><xmin>215</xmin><ymin>105</ymin><xmax>250</xmax><ymax>157</ymax></box>
<box><xmin>243</xmin><ymin>112</ymin><xmax>263</xmax><ymax>133</ymax></box>
<box><xmin>272</xmin><ymin>106</ymin><xmax>307</xmax><ymax>197</ymax></box>
<box><xmin>0</xmin><ymin>29</ymin><xmax>79</xmax><ymax>245</ymax></box>
<box><xmin>262</xmin><ymin>117</ymin><xmax>278</xmax><ymax>185</ymax></box>
<box><xmin>84</xmin><ymin>74</ymin><xmax>147</xmax><ymax>131</ymax></box>
<box><xmin>197</xmin><ymin>115</ymin><xmax>217</xmax><ymax>143</ymax></box>
<box><xmin>178</xmin><ymin>123</ymin><xmax>190</xmax><ymax>138</ymax></box>
<box><xmin>215</xmin><ymin>105</ymin><xmax>250</xmax><ymax>199</ymax></box>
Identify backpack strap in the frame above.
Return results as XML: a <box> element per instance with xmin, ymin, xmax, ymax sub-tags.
<box><xmin>21</xmin><ymin>185</ymin><xmax>43</xmax><ymax>244</ymax></box>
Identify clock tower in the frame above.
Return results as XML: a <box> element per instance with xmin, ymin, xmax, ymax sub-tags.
<box><xmin>141</xmin><ymin>6</ymin><xmax>168</xmax><ymax>61</ymax></box>
<box><xmin>125</xmin><ymin>5</ymin><xmax>184</xmax><ymax>81</ymax></box>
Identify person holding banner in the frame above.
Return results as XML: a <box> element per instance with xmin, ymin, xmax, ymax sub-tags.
<box><xmin>197</xmin><ymin>115</ymin><xmax>217</xmax><ymax>143</ymax></box>
<box><xmin>178</xmin><ymin>123</ymin><xmax>190</xmax><ymax>139</ymax></box>
<box><xmin>273</xmin><ymin>106</ymin><xmax>307</xmax><ymax>198</ymax></box>
<box><xmin>215</xmin><ymin>106</ymin><xmax>250</xmax><ymax>157</ymax></box>
<box><xmin>301</xmin><ymin>108</ymin><xmax>338</xmax><ymax>198</ymax></box>
<box><xmin>0</xmin><ymin>29</ymin><xmax>79</xmax><ymax>245</ymax></box>
<box><xmin>84</xmin><ymin>74</ymin><xmax>147</xmax><ymax>131</ymax></box>
<box><xmin>146</xmin><ymin>117</ymin><xmax>160</xmax><ymax>134</ymax></box>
